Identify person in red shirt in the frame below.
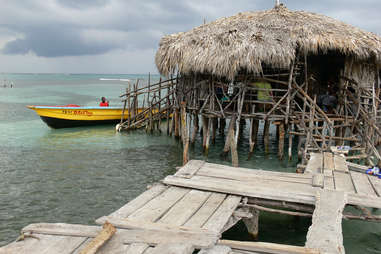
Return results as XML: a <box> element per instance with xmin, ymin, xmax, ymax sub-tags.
<box><xmin>99</xmin><ymin>97</ymin><xmax>109</xmax><ymax>107</ymax></box>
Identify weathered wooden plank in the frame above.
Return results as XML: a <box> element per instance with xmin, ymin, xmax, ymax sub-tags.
<box><xmin>219</xmin><ymin>240</ymin><xmax>319</xmax><ymax>254</ymax></box>
<box><xmin>183</xmin><ymin>193</ymin><xmax>227</xmax><ymax>228</ymax></box>
<box><xmin>324</xmin><ymin>176</ymin><xmax>335</xmax><ymax>190</ymax></box>
<box><xmin>149</xmin><ymin>244</ymin><xmax>194</xmax><ymax>254</ymax></box>
<box><xmin>306</xmin><ymin>189</ymin><xmax>347</xmax><ymax>254</ymax></box>
<box><xmin>197</xmin><ymin>165</ymin><xmax>312</xmax><ymax>185</ymax></box>
<box><xmin>334</xmin><ymin>155</ymin><xmax>348</xmax><ymax>172</ymax></box>
<box><xmin>304</xmin><ymin>153</ymin><xmax>323</xmax><ymax>174</ymax></box>
<box><xmin>98</xmin><ymin>184</ymin><xmax>168</xmax><ymax>222</ymax></box>
<box><xmin>175</xmin><ymin>160</ymin><xmax>205</xmax><ymax>178</ymax></box>
<box><xmin>323</xmin><ymin>152</ymin><xmax>334</xmax><ymax>177</ymax></box>
<box><xmin>163</xmin><ymin>175</ymin><xmax>316</xmax><ymax>205</ymax></box>
<box><xmin>312</xmin><ymin>174</ymin><xmax>324</xmax><ymax>188</ymax></box>
<box><xmin>159</xmin><ymin>190</ymin><xmax>211</xmax><ymax>226</ymax></box>
<box><xmin>75</xmin><ymin>236</ymin><xmax>129</xmax><ymax>254</ymax></box>
<box><xmin>350</xmin><ymin>171</ymin><xmax>377</xmax><ymax>196</ymax></box>
<box><xmin>0</xmin><ymin>234</ymin><xmax>87</xmax><ymax>254</ymax></box>
<box><xmin>346</xmin><ymin>161</ymin><xmax>368</xmax><ymax>172</ymax></box>
<box><xmin>95</xmin><ymin>217</ymin><xmax>216</xmax><ymax>235</ymax></box>
<box><xmin>199</xmin><ymin>245</ymin><xmax>232</xmax><ymax>254</ymax></box>
<box><xmin>128</xmin><ymin>187</ymin><xmax>190</xmax><ymax>222</ymax></box>
<box><xmin>368</xmin><ymin>175</ymin><xmax>381</xmax><ymax>196</ymax></box>
<box><xmin>347</xmin><ymin>194</ymin><xmax>381</xmax><ymax>209</ymax></box>
<box><xmin>323</xmin><ymin>152</ymin><xmax>334</xmax><ymax>170</ymax></box>
<box><xmin>121</xmin><ymin>229</ymin><xmax>217</xmax><ymax>249</ymax></box>
<box><xmin>22</xmin><ymin>223</ymin><xmax>102</xmax><ymax>237</ymax></box>
<box><xmin>204</xmin><ymin>163</ymin><xmax>312</xmax><ymax>179</ymax></box>
<box><xmin>79</xmin><ymin>222</ymin><xmax>116</xmax><ymax>254</ymax></box>
<box><xmin>334</xmin><ymin>171</ymin><xmax>355</xmax><ymax>193</ymax></box>
<box><xmin>203</xmin><ymin>195</ymin><xmax>241</xmax><ymax>233</ymax></box>
<box><xmin>229</xmin><ymin>251</ymin><xmax>261</xmax><ymax>254</ymax></box>
<box><xmin>126</xmin><ymin>243</ymin><xmax>149</xmax><ymax>254</ymax></box>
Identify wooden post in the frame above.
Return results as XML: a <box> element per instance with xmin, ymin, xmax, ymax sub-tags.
<box><xmin>181</xmin><ymin>102</ymin><xmax>189</xmax><ymax>165</ymax></box>
<box><xmin>211</xmin><ymin>118</ymin><xmax>217</xmax><ymax>144</ymax></box>
<box><xmin>222</xmin><ymin>115</ymin><xmax>236</xmax><ymax>156</ymax></box>
<box><xmin>202</xmin><ymin>116</ymin><xmax>209</xmax><ymax>151</ymax></box>
<box><xmin>205</xmin><ymin>117</ymin><xmax>212</xmax><ymax>156</ymax></box>
<box><xmin>220</xmin><ymin>118</ymin><xmax>226</xmax><ymax>135</ymax></box>
<box><xmin>169</xmin><ymin>107</ymin><xmax>175</xmax><ymax>136</ymax></box>
<box><xmin>243</xmin><ymin>208</ymin><xmax>260</xmax><ymax>240</ymax></box>
<box><xmin>230</xmin><ymin>124</ymin><xmax>239</xmax><ymax>167</ymax></box>
<box><xmin>166</xmin><ymin>82</ymin><xmax>171</xmax><ymax>135</ymax></box>
<box><xmin>249</xmin><ymin>119</ymin><xmax>259</xmax><ymax>158</ymax></box>
<box><xmin>278</xmin><ymin>122</ymin><xmax>285</xmax><ymax>160</ymax></box>
<box><xmin>127</xmin><ymin>83</ymin><xmax>131</xmax><ymax>129</ymax></box>
<box><xmin>158</xmin><ymin>77</ymin><xmax>162</xmax><ymax>132</ymax></box>
<box><xmin>264</xmin><ymin>120</ymin><xmax>270</xmax><ymax>154</ymax></box>
<box><xmin>288</xmin><ymin>123</ymin><xmax>293</xmax><ymax>161</ymax></box>
<box><xmin>120</xmin><ymin>88</ymin><xmax>127</xmax><ymax>125</ymax></box>
<box><xmin>174</xmin><ymin>108</ymin><xmax>180</xmax><ymax>138</ymax></box>
<box><xmin>191</xmin><ymin>113</ymin><xmax>199</xmax><ymax>144</ymax></box>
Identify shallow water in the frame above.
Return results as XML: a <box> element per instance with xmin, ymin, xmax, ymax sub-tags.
<box><xmin>0</xmin><ymin>74</ymin><xmax>380</xmax><ymax>253</ymax></box>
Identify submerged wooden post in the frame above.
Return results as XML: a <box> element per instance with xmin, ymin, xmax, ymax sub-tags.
<box><xmin>223</xmin><ymin>115</ymin><xmax>237</xmax><ymax>156</ymax></box>
<box><xmin>191</xmin><ymin>113</ymin><xmax>199</xmax><ymax>144</ymax></box>
<box><xmin>174</xmin><ymin>108</ymin><xmax>180</xmax><ymax>138</ymax></box>
<box><xmin>243</xmin><ymin>208</ymin><xmax>260</xmax><ymax>240</ymax></box>
<box><xmin>288</xmin><ymin>123</ymin><xmax>293</xmax><ymax>161</ymax></box>
<box><xmin>220</xmin><ymin>118</ymin><xmax>226</xmax><ymax>135</ymax></box>
<box><xmin>211</xmin><ymin>118</ymin><xmax>218</xmax><ymax>144</ymax></box>
<box><xmin>264</xmin><ymin>120</ymin><xmax>270</xmax><ymax>154</ymax></box>
<box><xmin>158</xmin><ymin>77</ymin><xmax>162</xmax><ymax>132</ymax></box>
<box><xmin>278</xmin><ymin>121</ymin><xmax>285</xmax><ymax>160</ymax></box>
<box><xmin>230</xmin><ymin>126</ymin><xmax>239</xmax><ymax>167</ymax></box>
<box><xmin>205</xmin><ymin>117</ymin><xmax>212</xmax><ymax>156</ymax></box>
<box><xmin>127</xmin><ymin>84</ymin><xmax>131</xmax><ymax>129</ymax></box>
<box><xmin>249</xmin><ymin>119</ymin><xmax>259</xmax><ymax>157</ymax></box>
<box><xmin>202</xmin><ymin>116</ymin><xmax>209</xmax><ymax>152</ymax></box>
<box><xmin>166</xmin><ymin>82</ymin><xmax>171</xmax><ymax>135</ymax></box>
<box><xmin>181</xmin><ymin>102</ymin><xmax>189</xmax><ymax>165</ymax></box>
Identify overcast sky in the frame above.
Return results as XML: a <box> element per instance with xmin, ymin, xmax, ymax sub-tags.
<box><xmin>0</xmin><ymin>0</ymin><xmax>380</xmax><ymax>74</ymax></box>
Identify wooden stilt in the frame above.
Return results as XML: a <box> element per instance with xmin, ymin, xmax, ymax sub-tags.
<box><xmin>181</xmin><ymin>102</ymin><xmax>189</xmax><ymax>165</ymax></box>
<box><xmin>174</xmin><ymin>108</ymin><xmax>180</xmax><ymax>138</ymax></box>
<box><xmin>211</xmin><ymin>118</ymin><xmax>217</xmax><ymax>144</ymax></box>
<box><xmin>205</xmin><ymin>117</ymin><xmax>212</xmax><ymax>156</ymax></box>
<box><xmin>264</xmin><ymin>120</ymin><xmax>270</xmax><ymax>154</ymax></box>
<box><xmin>223</xmin><ymin>115</ymin><xmax>237</xmax><ymax>156</ymax></box>
<box><xmin>230</xmin><ymin>125</ymin><xmax>239</xmax><ymax>167</ymax></box>
<box><xmin>278</xmin><ymin>122</ymin><xmax>285</xmax><ymax>160</ymax></box>
<box><xmin>220</xmin><ymin>118</ymin><xmax>226</xmax><ymax>135</ymax></box>
<box><xmin>243</xmin><ymin>208</ymin><xmax>260</xmax><ymax>240</ymax></box>
<box><xmin>288</xmin><ymin>124</ymin><xmax>293</xmax><ymax>161</ymax></box>
<box><xmin>249</xmin><ymin>119</ymin><xmax>259</xmax><ymax>158</ymax></box>
<box><xmin>202</xmin><ymin>116</ymin><xmax>209</xmax><ymax>152</ymax></box>
<box><xmin>190</xmin><ymin>113</ymin><xmax>199</xmax><ymax>144</ymax></box>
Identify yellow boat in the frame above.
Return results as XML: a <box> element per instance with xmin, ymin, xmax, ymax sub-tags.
<box><xmin>27</xmin><ymin>105</ymin><xmax>134</xmax><ymax>129</ymax></box>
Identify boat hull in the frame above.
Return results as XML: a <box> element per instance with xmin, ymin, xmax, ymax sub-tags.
<box><xmin>28</xmin><ymin>106</ymin><xmax>131</xmax><ymax>129</ymax></box>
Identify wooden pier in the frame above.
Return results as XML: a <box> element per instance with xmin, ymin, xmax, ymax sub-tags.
<box><xmin>2</xmin><ymin>153</ymin><xmax>381</xmax><ymax>254</ymax></box>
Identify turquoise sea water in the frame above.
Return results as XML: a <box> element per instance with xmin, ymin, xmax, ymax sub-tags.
<box><xmin>0</xmin><ymin>73</ymin><xmax>380</xmax><ymax>253</ymax></box>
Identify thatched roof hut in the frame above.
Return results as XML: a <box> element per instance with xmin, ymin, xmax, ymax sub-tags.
<box><xmin>156</xmin><ymin>4</ymin><xmax>381</xmax><ymax>80</ymax></box>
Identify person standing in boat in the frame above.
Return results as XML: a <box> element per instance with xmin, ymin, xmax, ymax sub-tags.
<box><xmin>99</xmin><ymin>97</ymin><xmax>109</xmax><ymax>107</ymax></box>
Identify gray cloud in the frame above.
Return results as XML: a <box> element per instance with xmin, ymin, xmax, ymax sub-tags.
<box><xmin>0</xmin><ymin>0</ymin><xmax>380</xmax><ymax>72</ymax></box>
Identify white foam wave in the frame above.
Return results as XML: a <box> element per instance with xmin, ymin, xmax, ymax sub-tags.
<box><xmin>99</xmin><ymin>78</ymin><xmax>130</xmax><ymax>82</ymax></box>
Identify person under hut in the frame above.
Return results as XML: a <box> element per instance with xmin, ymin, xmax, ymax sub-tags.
<box><xmin>250</xmin><ymin>78</ymin><xmax>273</xmax><ymax>112</ymax></box>
<box><xmin>99</xmin><ymin>97</ymin><xmax>109</xmax><ymax>107</ymax></box>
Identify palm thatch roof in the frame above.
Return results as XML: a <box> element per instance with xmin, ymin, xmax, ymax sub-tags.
<box><xmin>155</xmin><ymin>4</ymin><xmax>381</xmax><ymax>80</ymax></box>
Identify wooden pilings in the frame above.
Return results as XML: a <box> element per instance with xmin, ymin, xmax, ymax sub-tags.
<box><xmin>117</xmin><ymin>69</ymin><xmax>380</xmax><ymax>168</ymax></box>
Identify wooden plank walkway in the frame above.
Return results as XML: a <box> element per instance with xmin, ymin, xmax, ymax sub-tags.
<box><xmin>306</xmin><ymin>189</ymin><xmax>346</xmax><ymax>254</ymax></box>
<box><xmin>2</xmin><ymin>156</ymin><xmax>381</xmax><ymax>254</ymax></box>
